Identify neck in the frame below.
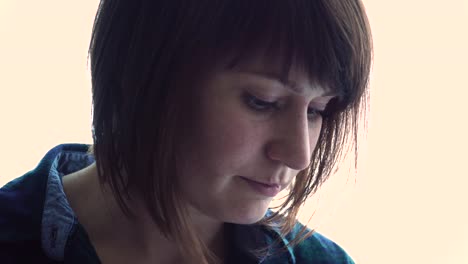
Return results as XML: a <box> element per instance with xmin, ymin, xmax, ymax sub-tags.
<box><xmin>63</xmin><ymin>162</ymin><xmax>226</xmax><ymax>264</ymax></box>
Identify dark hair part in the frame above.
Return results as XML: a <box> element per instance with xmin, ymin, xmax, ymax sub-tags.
<box><xmin>88</xmin><ymin>0</ymin><xmax>372</xmax><ymax>263</ymax></box>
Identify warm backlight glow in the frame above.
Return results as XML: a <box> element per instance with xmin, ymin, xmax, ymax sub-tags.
<box><xmin>1</xmin><ymin>1</ymin><xmax>467</xmax><ymax>263</ymax></box>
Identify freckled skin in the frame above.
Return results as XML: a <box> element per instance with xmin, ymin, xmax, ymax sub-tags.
<box><xmin>177</xmin><ymin>56</ymin><xmax>330</xmax><ymax>225</ymax></box>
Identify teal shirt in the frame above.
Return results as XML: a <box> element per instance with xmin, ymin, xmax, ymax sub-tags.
<box><xmin>0</xmin><ymin>144</ymin><xmax>355</xmax><ymax>263</ymax></box>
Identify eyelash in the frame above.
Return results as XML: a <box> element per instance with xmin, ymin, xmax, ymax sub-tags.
<box><xmin>242</xmin><ymin>93</ymin><xmax>324</xmax><ymax>121</ymax></box>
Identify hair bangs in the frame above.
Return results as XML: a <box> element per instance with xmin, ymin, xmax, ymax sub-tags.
<box><xmin>89</xmin><ymin>0</ymin><xmax>372</xmax><ymax>262</ymax></box>
<box><xmin>188</xmin><ymin>0</ymin><xmax>365</xmax><ymax>113</ymax></box>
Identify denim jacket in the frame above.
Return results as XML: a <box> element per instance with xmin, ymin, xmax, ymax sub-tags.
<box><xmin>0</xmin><ymin>144</ymin><xmax>355</xmax><ymax>263</ymax></box>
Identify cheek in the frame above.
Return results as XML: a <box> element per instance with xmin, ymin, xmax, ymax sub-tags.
<box><xmin>200</xmin><ymin>110</ymin><xmax>258</xmax><ymax>171</ymax></box>
<box><xmin>180</xmin><ymin>101</ymin><xmax>259</xmax><ymax>179</ymax></box>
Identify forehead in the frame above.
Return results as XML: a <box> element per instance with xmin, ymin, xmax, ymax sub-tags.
<box><xmin>226</xmin><ymin>49</ymin><xmax>332</xmax><ymax>96</ymax></box>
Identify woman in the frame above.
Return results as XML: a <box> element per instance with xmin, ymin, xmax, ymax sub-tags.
<box><xmin>0</xmin><ymin>0</ymin><xmax>372</xmax><ymax>263</ymax></box>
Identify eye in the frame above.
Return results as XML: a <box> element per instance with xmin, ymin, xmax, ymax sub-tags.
<box><xmin>242</xmin><ymin>92</ymin><xmax>324</xmax><ymax>122</ymax></box>
<box><xmin>242</xmin><ymin>93</ymin><xmax>279</xmax><ymax>112</ymax></box>
<box><xmin>307</xmin><ymin>107</ymin><xmax>324</xmax><ymax>121</ymax></box>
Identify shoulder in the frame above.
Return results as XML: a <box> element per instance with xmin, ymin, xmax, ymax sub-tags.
<box><xmin>0</xmin><ymin>144</ymin><xmax>77</xmax><ymax>234</ymax></box>
<box><xmin>250</xmin><ymin>212</ymin><xmax>355</xmax><ymax>263</ymax></box>
<box><xmin>0</xmin><ymin>165</ymin><xmax>52</xmax><ymax>262</ymax></box>
<box><xmin>0</xmin><ymin>171</ymin><xmax>46</xmax><ymax>241</ymax></box>
<box><xmin>285</xmin><ymin>222</ymin><xmax>355</xmax><ymax>264</ymax></box>
<box><xmin>0</xmin><ymin>144</ymin><xmax>91</xmax><ymax>262</ymax></box>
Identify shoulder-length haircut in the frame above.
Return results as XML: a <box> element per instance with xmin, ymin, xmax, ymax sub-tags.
<box><xmin>88</xmin><ymin>0</ymin><xmax>372</xmax><ymax>263</ymax></box>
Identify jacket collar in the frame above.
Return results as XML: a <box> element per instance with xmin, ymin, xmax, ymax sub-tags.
<box><xmin>1</xmin><ymin>144</ymin><xmax>294</xmax><ymax>263</ymax></box>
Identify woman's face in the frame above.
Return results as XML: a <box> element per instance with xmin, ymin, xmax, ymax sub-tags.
<box><xmin>177</xmin><ymin>53</ymin><xmax>335</xmax><ymax>225</ymax></box>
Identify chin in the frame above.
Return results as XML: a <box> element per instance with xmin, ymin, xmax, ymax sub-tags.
<box><xmin>222</xmin><ymin>204</ymin><xmax>270</xmax><ymax>225</ymax></box>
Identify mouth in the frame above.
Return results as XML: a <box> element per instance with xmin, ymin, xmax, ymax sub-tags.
<box><xmin>239</xmin><ymin>176</ymin><xmax>281</xmax><ymax>197</ymax></box>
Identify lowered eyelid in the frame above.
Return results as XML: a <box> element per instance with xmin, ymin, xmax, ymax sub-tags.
<box><xmin>242</xmin><ymin>87</ymin><xmax>279</xmax><ymax>102</ymax></box>
<box><xmin>310</xmin><ymin>96</ymin><xmax>336</xmax><ymax>106</ymax></box>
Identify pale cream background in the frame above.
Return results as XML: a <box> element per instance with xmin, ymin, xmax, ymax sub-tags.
<box><xmin>1</xmin><ymin>1</ymin><xmax>467</xmax><ymax>263</ymax></box>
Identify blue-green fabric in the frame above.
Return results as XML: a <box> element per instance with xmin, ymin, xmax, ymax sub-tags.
<box><xmin>0</xmin><ymin>144</ymin><xmax>355</xmax><ymax>263</ymax></box>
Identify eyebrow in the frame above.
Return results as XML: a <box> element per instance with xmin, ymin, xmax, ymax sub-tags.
<box><xmin>237</xmin><ymin>69</ymin><xmax>339</xmax><ymax>97</ymax></box>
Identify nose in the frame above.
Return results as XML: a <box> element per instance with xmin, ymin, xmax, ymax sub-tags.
<box><xmin>266</xmin><ymin>111</ymin><xmax>314</xmax><ymax>171</ymax></box>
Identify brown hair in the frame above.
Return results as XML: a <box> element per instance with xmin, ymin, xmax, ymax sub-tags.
<box><xmin>88</xmin><ymin>0</ymin><xmax>372</xmax><ymax>263</ymax></box>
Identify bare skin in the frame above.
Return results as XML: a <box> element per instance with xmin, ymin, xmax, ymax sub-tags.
<box><xmin>62</xmin><ymin>164</ymin><xmax>226</xmax><ymax>264</ymax></box>
<box><xmin>62</xmin><ymin>53</ymin><xmax>335</xmax><ymax>263</ymax></box>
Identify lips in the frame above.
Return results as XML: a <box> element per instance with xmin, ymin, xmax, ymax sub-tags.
<box><xmin>239</xmin><ymin>176</ymin><xmax>281</xmax><ymax>197</ymax></box>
